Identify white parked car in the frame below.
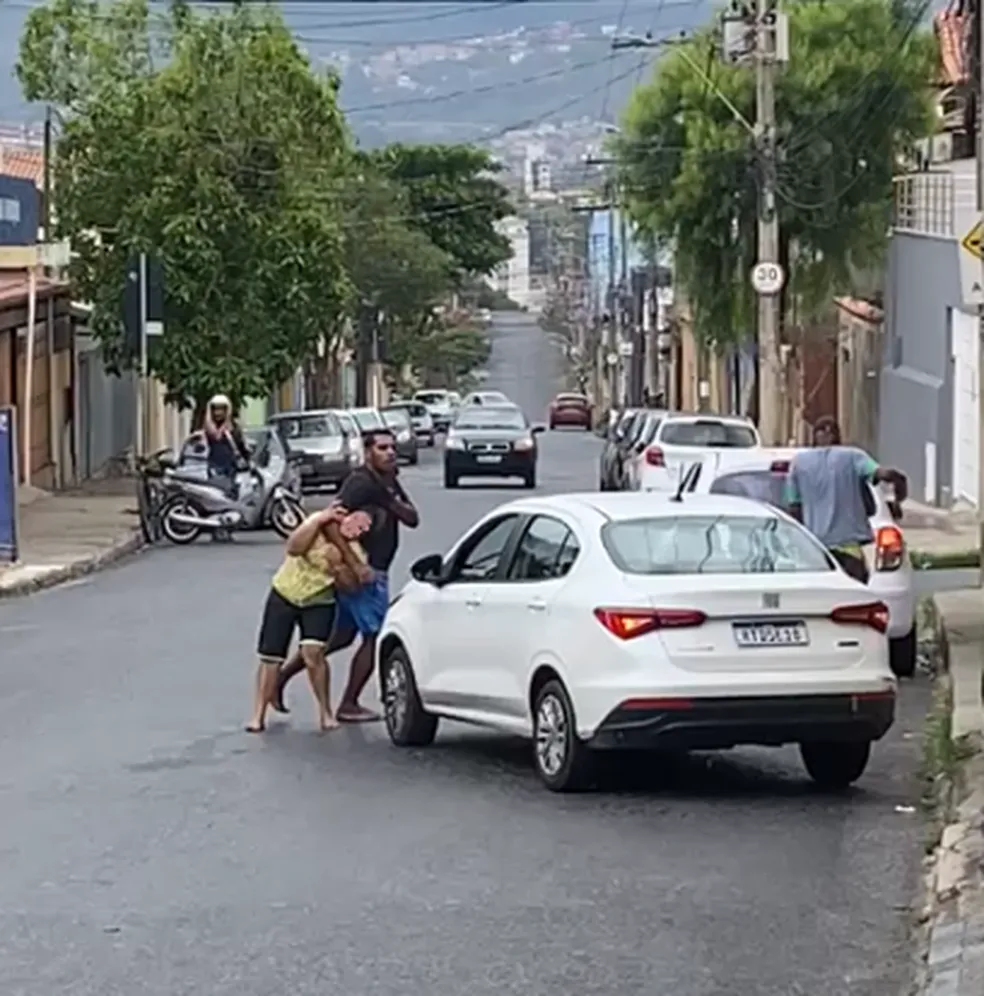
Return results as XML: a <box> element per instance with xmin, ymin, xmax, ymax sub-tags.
<box><xmin>636</xmin><ymin>414</ymin><xmax>761</xmax><ymax>492</ymax></box>
<box><xmin>377</xmin><ymin>491</ymin><xmax>897</xmax><ymax>792</ymax></box>
<box><xmin>685</xmin><ymin>448</ymin><xmax>917</xmax><ymax>678</ymax></box>
<box><xmin>461</xmin><ymin>390</ymin><xmax>510</xmax><ymax>408</ymax></box>
<box><xmin>414</xmin><ymin>389</ymin><xmax>460</xmax><ymax>433</ymax></box>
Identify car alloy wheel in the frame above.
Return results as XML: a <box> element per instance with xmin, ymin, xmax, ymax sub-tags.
<box><xmin>532</xmin><ymin>679</ymin><xmax>594</xmax><ymax>791</ymax></box>
<box><xmin>381</xmin><ymin>646</ymin><xmax>438</xmax><ymax>747</ymax></box>
<box><xmin>536</xmin><ymin>692</ymin><xmax>569</xmax><ymax>776</ymax></box>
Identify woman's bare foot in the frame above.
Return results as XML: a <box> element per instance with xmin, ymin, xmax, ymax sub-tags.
<box><xmin>319</xmin><ymin>715</ymin><xmax>341</xmax><ymax>732</ymax></box>
<box><xmin>245</xmin><ymin>719</ymin><xmax>266</xmax><ymax>734</ymax></box>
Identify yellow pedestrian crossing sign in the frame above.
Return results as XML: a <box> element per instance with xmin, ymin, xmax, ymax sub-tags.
<box><xmin>961</xmin><ymin>219</ymin><xmax>984</xmax><ymax>260</ymax></box>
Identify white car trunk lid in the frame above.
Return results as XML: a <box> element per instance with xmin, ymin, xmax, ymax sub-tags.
<box><xmin>623</xmin><ymin>574</ymin><xmax>879</xmax><ymax>672</ymax></box>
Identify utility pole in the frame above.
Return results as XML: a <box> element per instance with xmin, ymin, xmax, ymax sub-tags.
<box><xmin>753</xmin><ymin>0</ymin><xmax>782</xmax><ymax>445</ymax></box>
<box><xmin>607</xmin><ymin>197</ymin><xmax>619</xmax><ymax>411</ymax></box>
<box><xmin>618</xmin><ymin>208</ymin><xmax>629</xmax><ymax>407</ymax></box>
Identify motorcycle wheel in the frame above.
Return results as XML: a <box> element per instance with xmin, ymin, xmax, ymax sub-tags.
<box><xmin>271</xmin><ymin>495</ymin><xmax>304</xmax><ymax>539</ymax></box>
<box><xmin>161</xmin><ymin>496</ymin><xmax>205</xmax><ymax>545</ymax></box>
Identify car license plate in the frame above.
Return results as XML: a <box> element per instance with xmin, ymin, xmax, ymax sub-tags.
<box><xmin>733</xmin><ymin>620</ymin><xmax>809</xmax><ymax>647</ymax></box>
<box><xmin>476</xmin><ymin>455</ymin><xmax>502</xmax><ymax>464</ymax></box>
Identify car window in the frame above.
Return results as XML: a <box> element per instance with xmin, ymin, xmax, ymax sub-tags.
<box><xmin>382</xmin><ymin>408</ymin><xmax>411</xmax><ymax>428</ymax></box>
<box><xmin>659</xmin><ymin>420</ymin><xmax>758</xmax><ymax>448</ymax></box>
<box><xmin>352</xmin><ymin>410</ymin><xmax>383</xmax><ymax>431</ymax></box>
<box><xmin>601</xmin><ymin>515</ymin><xmax>833</xmax><ymax>575</ymax></box>
<box><xmin>452</xmin><ymin>515</ymin><xmax>521</xmax><ymax>583</ymax></box>
<box><xmin>274</xmin><ymin>414</ymin><xmax>340</xmax><ymax>440</ymax></box>
<box><xmin>507</xmin><ymin>516</ymin><xmax>578</xmax><ymax>581</ymax></box>
<box><xmin>244</xmin><ymin>429</ymin><xmax>272</xmax><ymax>468</ymax></box>
<box><xmin>710</xmin><ymin>470</ymin><xmax>786</xmax><ymax>508</ymax></box>
<box><xmin>416</xmin><ymin>392</ymin><xmax>445</xmax><ymax>405</ymax></box>
<box><xmin>454</xmin><ymin>408</ymin><xmax>526</xmax><ymax>431</ymax></box>
<box><xmin>640</xmin><ymin>414</ymin><xmax>663</xmax><ymax>447</ymax></box>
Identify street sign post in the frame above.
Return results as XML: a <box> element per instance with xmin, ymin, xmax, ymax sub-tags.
<box><xmin>0</xmin><ymin>406</ymin><xmax>19</xmax><ymax>564</ymax></box>
<box><xmin>750</xmin><ymin>261</ymin><xmax>785</xmax><ymax>296</ymax></box>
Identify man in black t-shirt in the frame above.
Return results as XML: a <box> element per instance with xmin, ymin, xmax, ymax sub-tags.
<box><xmin>274</xmin><ymin>429</ymin><xmax>419</xmax><ymax>722</ymax></box>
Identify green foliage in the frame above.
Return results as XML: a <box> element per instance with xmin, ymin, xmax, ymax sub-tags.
<box><xmin>18</xmin><ymin>0</ymin><xmax>352</xmax><ymax>407</ymax></box>
<box><xmin>615</xmin><ymin>0</ymin><xmax>934</xmax><ymax>346</ymax></box>
<box><xmin>372</xmin><ymin>143</ymin><xmax>514</xmax><ymax>280</ymax></box>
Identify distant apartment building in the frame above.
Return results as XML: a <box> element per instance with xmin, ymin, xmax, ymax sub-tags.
<box><xmin>523</xmin><ymin>152</ymin><xmax>557</xmax><ymax>204</ymax></box>
<box><xmin>491</xmin><ymin>215</ymin><xmax>531</xmax><ymax>310</ymax></box>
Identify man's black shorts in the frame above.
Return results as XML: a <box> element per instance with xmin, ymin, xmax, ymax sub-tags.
<box><xmin>257</xmin><ymin>588</ymin><xmax>336</xmax><ymax>662</ymax></box>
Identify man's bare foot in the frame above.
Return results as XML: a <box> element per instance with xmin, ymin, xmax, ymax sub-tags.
<box><xmin>336</xmin><ymin>705</ymin><xmax>381</xmax><ymax>723</ymax></box>
<box><xmin>245</xmin><ymin>720</ymin><xmax>266</xmax><ymax>734</ymax></box>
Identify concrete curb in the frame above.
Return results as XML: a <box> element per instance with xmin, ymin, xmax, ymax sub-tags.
<box><xmin>915</xmin><ymin>598</ymin><xmax>984</xmax><ymax>996</ymax></box>
<box><xmin>0</xmin><ymin>531</ymin><xmax>146</xmax><ymax>599</ymax></box>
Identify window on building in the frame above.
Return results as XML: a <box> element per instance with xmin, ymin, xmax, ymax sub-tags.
<box><xmin>0</xmin><ymin>198</ymin><xmax>21</xmax><ymax>224</ymax></box>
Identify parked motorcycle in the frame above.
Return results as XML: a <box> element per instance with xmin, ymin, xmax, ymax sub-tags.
<box><xmin>157</xmin><ymin>431</ymin><xmax>305</xmax><ymax>544</ymax></box>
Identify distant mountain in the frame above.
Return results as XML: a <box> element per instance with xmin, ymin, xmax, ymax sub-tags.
<box><xmin>0</xmin><ymin>0</ymin><xmax>714</xmax><ymax>153</ymax></box>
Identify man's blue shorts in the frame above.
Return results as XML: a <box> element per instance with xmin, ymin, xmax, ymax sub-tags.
<box><xmin>335</xmin><ymin>573</ymin><xmax>389</xmax><ymax>637</ymax></box>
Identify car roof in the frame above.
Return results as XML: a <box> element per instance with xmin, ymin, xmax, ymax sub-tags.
<box><xmin>269</xmin><ymin>409</ymin><xmax>337</xmax><ymax>419</ymax></box>
<box><xmin>493</xmin><ymin>490</ymin><xmax>782</xmax><ymax>524</ymax></box>
<box><xmin>660</xmin><ymin>412</ymin><xmax>756</xmax><ymax>427</ymax></box>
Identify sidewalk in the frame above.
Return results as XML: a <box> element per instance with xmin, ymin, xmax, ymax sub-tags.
<box><xmin>0</xmin><ymin>479</ymin><xmax>144</xmax><ymax>597</ymax></box>
<box><xmin>920</xmin><ymin>589</ymin><xmax>984</xmax><ymax>996</ymax></box>
<box><xmin>904</xmin><ymin>501</ymin><xmax>979</xmax><ymax>562</ymax></box>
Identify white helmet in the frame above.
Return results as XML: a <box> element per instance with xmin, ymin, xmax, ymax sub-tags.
<box><xmin>208</xmin><ymin>393</ymin><xmax>231</xmax><ymax>410</ymax></box>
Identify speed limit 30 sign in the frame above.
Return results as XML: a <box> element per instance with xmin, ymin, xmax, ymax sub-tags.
<box><xmin>750</xmin><ymin>262</ymin><xmax>785</xmax><ymax>296</ymax></box>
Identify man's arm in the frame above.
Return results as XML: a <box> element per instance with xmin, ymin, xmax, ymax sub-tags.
<box><xmin>853</xmin><ymin>450</ymin><xmax>908</xmax><ymax>503</ymax></box>
<box><xmin>286</xmin><ymin>507</ymin><xmax>345</xmax><ymax>556</ymax></box>
<box><xmin>231</xmin><ymin>424</ymin><xmax>251</xmax><ymax>462</ymax></box>
<box><xmin>388</xmin><ymin>477</ymin><xmax>419</xmax><ymax>528</ymax></box>
<box><xmin>322</xmin><ymin>521</ymin><xmax>372</xmax><ymax>580</ymax></box>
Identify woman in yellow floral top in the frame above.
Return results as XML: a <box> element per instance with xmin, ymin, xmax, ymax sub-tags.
<box><xmin>247</xmin><ymin>505</ymin><xmax>371</xmax><ymax>733</ymax></box>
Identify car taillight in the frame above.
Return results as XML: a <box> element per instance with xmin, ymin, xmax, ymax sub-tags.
<box><xmin>645</xmin><ymin>447</ymin><xmax>665</xmax><ymax>467</ymax></box>
<box><xmin>875</xmin><ymin>524</ymin><xmax>905</xmax><ymax>571</ymax></box>
<box><xmin>594</xmin><ymin>607</ymin><xmax>706</xmax><ymax>640</ymax></box>
<box><xmin>770</xmin><ymin>460</ymin><xmax>790</xmax><ymax>473</ymax></box>
<box><xmin>830</xmin><ymin>601</ymin><xmax>889</xmax><ymax>634</ymax></box>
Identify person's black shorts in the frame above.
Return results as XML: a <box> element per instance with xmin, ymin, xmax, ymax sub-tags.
<box><xmin>257</xmin><ymin>588</ymin><xmax>336</xmax><ymax>662</ymax></box>
<box><xmin>830</xmin><ymin>548</ymin><xmax>870</xmax><ymax>584</ymax></box>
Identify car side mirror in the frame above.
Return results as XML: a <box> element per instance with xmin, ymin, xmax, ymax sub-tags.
<box><xmin>531</xmin><ymin>424</ymin><xmax>546</xmax><ymax>435</ymax></box>
<box><xmin>410</xmin><ymin>553</ymin><xmax>444</xmax><ymax>585</ymax></box>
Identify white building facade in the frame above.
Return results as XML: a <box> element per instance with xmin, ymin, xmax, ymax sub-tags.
<box><xmin>492</xmin><ymin>215</ymin><xmax>532</xmax><ymax>310</ymax></box>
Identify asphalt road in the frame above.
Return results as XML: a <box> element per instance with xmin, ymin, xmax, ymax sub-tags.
<box><xmin>0</xmin><ymin>313</ymin><xmax>935</xmax><ymax>996</ymax></box>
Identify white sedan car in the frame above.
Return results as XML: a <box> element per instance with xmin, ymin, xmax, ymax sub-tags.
<box><xmin>636</xmin><ymin>414</ymin><xmax>761</xmax><ymax>492</ymax></box>
<box><xmin>686</xmin><ymin>448</ymin><xmax>917</xmax><ymax>678</ymax></box>
<box><xmin>377</xmin><ymin>492</ymin><xmax>897</xmax><ymax>792</ymax></box>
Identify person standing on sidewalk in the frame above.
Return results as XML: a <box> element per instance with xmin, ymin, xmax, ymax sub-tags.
<box><xmin>273</xmin><ymin>429</ymin><xmax>419</xmax><ymax>722</ymax></box>
<box><xmin>783</xmin><ymin>416</ymin><xmax>908</xmax><ymax>583</ymax></box>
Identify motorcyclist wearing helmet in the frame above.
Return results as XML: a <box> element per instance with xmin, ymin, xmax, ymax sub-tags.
<box><xmin>203</xmin><ymin>394</ymin><xmax>250</xmax><ymax>495</ymax></box>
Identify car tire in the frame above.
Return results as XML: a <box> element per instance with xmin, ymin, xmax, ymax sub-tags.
<box><xmin>523</xmin><ymin>468</ymin><xmax>537</xmax><ymax>489</ymax></box>
<box><xmin>444</xmin><ymin>467</ymin><xmax>458</xmax><ymax>488</ymax></box>
<box><xmin>549</xmin><ymin>421</ymin><xmax>556</xmax><ymax>431</ymax></box>
<box><xmin>408</xmin><ymin>450</ymin><xmax>419</xmax><ymax>466</ymax></box>
<box><xmin>890</xmin><ymin>626</ymin><xmax>917</xmax><ymax>678</ymax></box>
<box><xmin>799</xmin><ymin>740</ymin><xmax>871</xmax><ymax>789</ymax></box>
<box><xmin>532</xmin><ymin>679</ymin><xmax>594</xmax><ymax>792</ymax></box>
<box><xmin>381</xmin><ymin>646</ymin><xmax>438</xmax><ymax>747</ymax></box>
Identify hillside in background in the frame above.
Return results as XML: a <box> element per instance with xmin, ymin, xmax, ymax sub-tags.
<box><xmin>0</xmin><ymin>0</ymin><xmax>712</xmax><ymax>155</ymax></box>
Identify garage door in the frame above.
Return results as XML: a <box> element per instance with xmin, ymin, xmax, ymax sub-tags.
<box><xmin>952</xmin><ymin>308</ymin><xmax>979</xmax><ymax>506</ymax></box>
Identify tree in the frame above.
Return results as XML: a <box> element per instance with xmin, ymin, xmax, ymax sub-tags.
<box><xmin>18</xmin><ymin>0</ymin><xmax>352</xmax><ymax>408</ymax></box>
<box><xmin>371</xmin><ymin>143</ymin><xmax>514</xmax><ymax>281</ymax></box>
<box><xmin>615</xmin><ymin>0</ymin><xmax>934</xmax><ymax>346</ymax></box>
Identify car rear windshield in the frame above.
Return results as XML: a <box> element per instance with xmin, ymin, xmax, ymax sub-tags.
<box><xmin>416</xmin><ymin>392</ymin><xmax>446</xmax><ymax>405</ymax></box>
<box><xmin>394</xmin><ymin>402</ymin><xmax>427</xmax><ymax>416</ymax></box>
<box><xmin>556</xmin><ymin>394</ymin><xmax>587</xmax><ymax>405</ymax></box>
<box><xmin>382</xmin><ymin>408</ymin><xmax>411</xmax><ymax>428</ymax></box>
<box><xmin>273</xmin><ymin>414</ymin><xmax>340</xmax><ymax>440</ymax></box>
<box><xmin>455</xmin><ymin>408</ymin><xmax>526</xmax><ymax>431</ymax></box>
<box><xmin>352</xmin><ymin>410</ymin><xmax>384</xmax><ymax>430</ymax></box>
<box><xmin>601</xmin><ymin>515</ymin><xmax>833</xmax><ymax>575</ymax></box>
<box><xmin>660</xmin><ymin>420</ymin><xmax>758</xmax><ymax>448</ymax></box>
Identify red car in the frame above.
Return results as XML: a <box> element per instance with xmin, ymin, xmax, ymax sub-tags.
<box><xmin>548</xmin><ymin>393</ymin><xmax>593</xmax><ymax>430</ymax></box>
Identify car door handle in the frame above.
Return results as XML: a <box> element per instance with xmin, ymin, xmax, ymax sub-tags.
<box><xmin>527</xmin><ymin>598</ymin><xmax>547</xmax><ymax>612</ymax></box>
<box><xmin>465</xmin><ymin>596</ymin><xmax>482</xmax><ymax>608</ymax></box>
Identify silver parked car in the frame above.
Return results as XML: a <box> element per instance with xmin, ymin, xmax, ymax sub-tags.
<box><xmin>268</xmin><ymin>410</ymin><xmax>352</xmax><ymax>493</ymax></box>
<box><xmin>387</xmin><ymin>399</ymin><xmax>435</xmax><ymax>446</ymax></box>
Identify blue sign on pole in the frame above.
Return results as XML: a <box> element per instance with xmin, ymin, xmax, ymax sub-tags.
<box><xmin>0</xmin><ymin>405</ymin><xmax>19</xmax><ymax>564</ymax></box>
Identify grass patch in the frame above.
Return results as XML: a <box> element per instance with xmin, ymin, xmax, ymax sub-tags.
<box><xmin>920</xmin><ymin>676</ymin><xmax>977</xmax><ymax>850</ymax></box>
<box><xmin>911</xmin><ymin>549</ymin><xmax>980</xmax><ymax>571</ymax></box>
